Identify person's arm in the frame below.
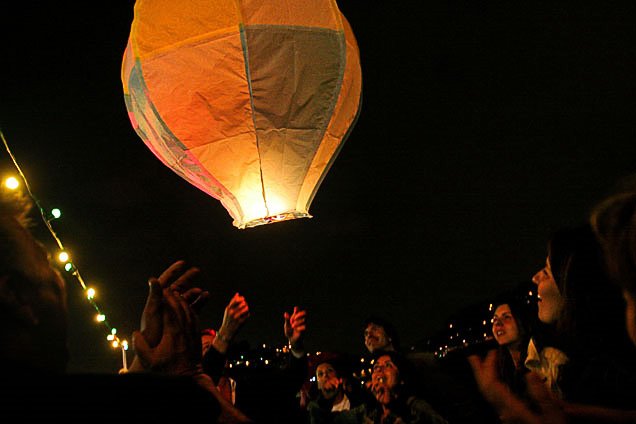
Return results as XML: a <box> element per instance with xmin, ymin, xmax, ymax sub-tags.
<box><xmin>133</xmin><ymin>282</ymin><xmax>253</xmax><ymax>422</ymax></box>
<box><xmin>201</xmin><ymin>293</ymin><xmax>250</xmax><ymax>381</ymax></box>
<box><xmin>213</xmin><ymin>292</ymin><xmax>250</xmax><ymax>355</ymax></box>
<box><xmin>282</xmin><ymin>306</ymin><xmax>309</xmax><ymax>395</ymax></box>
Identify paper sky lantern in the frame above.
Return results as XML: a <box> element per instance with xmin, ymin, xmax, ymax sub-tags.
<box><xmin>121</xmin><ymin>0</ymin><xmax>362</xmax><ymax>228</ymax></box>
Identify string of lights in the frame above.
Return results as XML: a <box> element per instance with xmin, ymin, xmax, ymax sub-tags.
<box><xmin>1</xmin><ymin>129</ymin><xmax>129</xmax><ymax>371</ymax></box>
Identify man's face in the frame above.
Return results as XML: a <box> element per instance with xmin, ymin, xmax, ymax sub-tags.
<box><xmin>364</xmin><ymin>323</ymin><xmax>392</xmax><ymax>353</ymax></box>
<box><xmin>316</xmin><ymin>362</ymin><xmax>342</xmax><ymax>399</ymax></box>
<box><xmin>370</xmin><ymin>354</ymin><xmax>401</xmax><ymax>405</ymax></box>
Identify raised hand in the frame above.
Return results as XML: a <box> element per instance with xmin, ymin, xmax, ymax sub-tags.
<box><xmin>129</xmin><ymin>261</ymin><xmax>209</xmax><ymax>372</ymax></box>
<box><xmin>133</xmin><ymin>282</ymin><xmax>203</xmax><ymax>376</ymax></box>
<box><xmin>218</xmin><ymin>292</ymin><xmax>250</xmax><ymax>342</ymax></box>
<box><xmin>140</xmin><ymin>260</ymin><xmax>210</xmax><ymax>348</ymax></box>
<box><xmin>283</xmin><ymin>306</ymin><xmax>307</xmax><ymax>352</ymax></box>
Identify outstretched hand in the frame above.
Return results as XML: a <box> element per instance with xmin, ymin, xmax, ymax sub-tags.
<box><xmin>218</xmin><ymin>292</ymin><xmax>250</xmax><ymax>341</ymax></box>
<box><xmin>129</xmin><ymin>260</ymin><xmax>209</xmax><ymax>372</ymax></box>
<box><xmin>283</xmin><ymin>306</ymin><xmax>307</xmax><ymax>352</ymax></box>
<box><xmin>133</xmin><ymin>281</ymin><xmax>203</xmax><ymax>376</ymax></box>
<box><xmin>139</xmin><ymin>260</ymin><xmax>210</xmax><ymax>348</ymax></box>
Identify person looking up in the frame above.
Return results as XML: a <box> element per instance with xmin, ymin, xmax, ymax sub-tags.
<box><xmin>528</xmin><ymin>224</ymin><xmax>636</xmax><ymax>408</ymax></box>
<box><xmin>469</xmin><ymin>223</ymin><xmax>636</xmax><ymax>423</ymax></box>
<box><xmin>316</xmin><ymin>360</ymin><xmax>350</xmax><ymax>411</ymax></box>
<box><xmin>363</xmin><ymin>316</ymin><xmax>399</xmax><ymax>354</ymax></box>
<box><xmin>367</xmin><ymin>350</ymin><xmax>449</xmax><ymax>424</ymax></box>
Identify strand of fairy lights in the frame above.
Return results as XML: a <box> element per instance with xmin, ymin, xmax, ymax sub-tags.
<box><xmin>1</xmin><ymin>129</ymin><xmax>128</xmax><ymax>371</ymax></box>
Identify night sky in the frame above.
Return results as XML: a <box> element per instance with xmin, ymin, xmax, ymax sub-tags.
<box><xmin>2</xmin><ymin>2</ymin><xmax>635</xmax><ymax>373</ymax></box>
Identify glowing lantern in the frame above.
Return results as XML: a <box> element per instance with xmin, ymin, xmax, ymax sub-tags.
<box><xmin>121</xmin><ymin>0</ymin><xmax>362</xmax><ymax>228</ymax></box>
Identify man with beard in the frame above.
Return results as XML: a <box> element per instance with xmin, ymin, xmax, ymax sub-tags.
<box><xmin>306</xmin><ymin>353</ymin><xmax>374</xmax><ymax>423</ymax></box>
<box><xmin>363</xmin><ymin>316</ymin><xmax>399</xmax><ymax>354</ymax></box>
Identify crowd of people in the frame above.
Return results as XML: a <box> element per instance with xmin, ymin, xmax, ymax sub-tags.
<box><xmin>2</xmin><ymin>181</ymin><xmax>636</xmax><ymax>423</ymax></box>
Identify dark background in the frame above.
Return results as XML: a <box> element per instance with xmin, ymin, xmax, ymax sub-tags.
<box><xmin>2</xmin><ymin>2</ymin><xmax>635</xmax><ymax>373</ymax></box>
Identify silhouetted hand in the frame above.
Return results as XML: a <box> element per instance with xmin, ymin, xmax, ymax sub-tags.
<box><xmin>140</xmin><ymin>260</ymin><xmax>209</xmax><ymax>348</ymax></box>
<box><xmin>133</xmin><ymin>282</ymin><xmax>203</xmax><ymax>376</ymax></box>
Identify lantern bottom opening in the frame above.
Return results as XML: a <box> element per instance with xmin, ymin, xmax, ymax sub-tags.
<box><xmin>239</xmin><ymin>212</ymin><xmax>313</xmax><ymax>229</ymax></box>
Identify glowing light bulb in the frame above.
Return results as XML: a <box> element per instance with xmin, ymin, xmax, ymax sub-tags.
<box><xmin>58</xmin><ymin>251</ymin><xmax>69</xmax><ymax>263</ymax></box>
<box><xmin>4</xmin><ymin>177</ymin><xmax>19</xmax><ymax>190</ymax></box>
<box><xmin>96</xmin><ymin>314</ymin><xmax>106</xmax><ymax>322</ymax></box>
<box><xmin>86</xmin><ymin>288</ymin><xmax>96</xmax><ymax>299</ymax></box>
<box><xmin>51</xmin><ymin>208</ymin><xmax>62</xmax><ymax>219</ymax></box>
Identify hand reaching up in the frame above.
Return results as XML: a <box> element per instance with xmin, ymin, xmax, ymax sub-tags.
<box><xmin>218</xmin><ymin>293</ymin><xmax>250</xmax><ymax>341</ymax></box>
<box><xmin>129</xmin><ymin>260</ymin><xmax>209</xmax><ymax>372</ymax></box>
<box><xmin>133</xmin><ymin>281</ymin><xmax>203</xmax><ymax>376</ymax></box>
<box><xmin>212</xmin><ymin>293</ymin><xmax>250</xmax><ymax>354</ymax></box>
<box><xmin>139</xmin><ymin>260</ymin><xmax>209</xmax><ymax>347</ymax></box>
<box><xmin>283</xmin><ymin>306</ymin><xmax>307</xmax><ymax>354</ymax></box>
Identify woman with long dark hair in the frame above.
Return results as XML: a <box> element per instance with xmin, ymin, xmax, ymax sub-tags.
<box><xmin>529</xmin><ymin>224</ymin><xmax>636</xmax><ymax>409</ymax></box>
<box><xmin>490</xmin><ymin>294</ymin><xmax>536</xmax><ymax>398</ymax></box>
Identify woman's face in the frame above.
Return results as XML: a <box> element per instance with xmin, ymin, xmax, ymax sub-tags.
<box><xmin>371</xmin><ymin>355</ymin><xmax>401</xmax><ymax>405</ymax></box>
<box><xmin>532</xmin><ymin>256</ymin><xmax>564</xmax><ymax>324</ymax></box>
<box><xmin>492</xmin><ymin>304</ymin><xmax>521</xmax><ymax>346</ymax></box>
